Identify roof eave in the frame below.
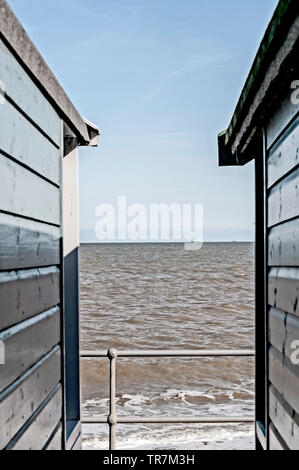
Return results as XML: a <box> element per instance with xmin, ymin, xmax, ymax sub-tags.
<box><xmin>0</xmin><ymin>0</ymin><xmax>98</xmax><ymax>146</ymax></box>
<box><xmin>83</xmin><ymin>118</ymin><xmax>101</xmax><ymax>147</ymax></box>
<box><xmin>218</xmin><ymin>0</ymin><xmax>299</xmax><ymax>166</ymax></box>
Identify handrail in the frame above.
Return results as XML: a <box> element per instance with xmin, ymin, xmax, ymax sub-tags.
<box><xmin>81</xmin><ymin>349</ymin><xmax>255</xmax><ymax>357</ymax></box>
<box><xmin>80</xmin><ymin>348</ymin><xmax>255</xmax><ymax>450</ymax></box>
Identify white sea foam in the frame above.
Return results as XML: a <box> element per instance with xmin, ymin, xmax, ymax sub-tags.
<box><xmin>82</xmin><ymin>422</ymin><xmax>255</xmax><ymax>450</ymax></box>
<box><xmin>80</xmin><ymin>243</ymin><xmax>255</xmax><ymax>450</ymax></box>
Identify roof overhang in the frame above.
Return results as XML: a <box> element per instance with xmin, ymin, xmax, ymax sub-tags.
<box><xmin>218</xmin><ymin>0</ymin><xmax>299</xmax><ymax>166</ymax></box>
<box><xmin>0</xmin><ymin>0</ymin><xmax>100</xmax><ymax>147</ymax></box>
<box><xmin>83</xmin><ymin>118</ymin><xmax>101</xmax><ymax>147</ymax></box>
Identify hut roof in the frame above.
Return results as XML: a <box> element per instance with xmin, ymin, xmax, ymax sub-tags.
<box><xmin>218</xmin><ymin>0</ymin><xmax>299</xmax><ymax>166</ymax></box>
<box><xmin>0</xmin><ymin>0</ymin><xmax>100</xmax><ymax>146</ymax></box>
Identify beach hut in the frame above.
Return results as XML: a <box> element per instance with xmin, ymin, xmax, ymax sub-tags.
<box><xmin>218</xmin><ymin>0</ymin><xmax>299</xmax><ymax>450</ymax></box>
<box><xmin>0</xmin><ymin>0</ymin><xmax>99</xmax><ymax>450</ymax></box>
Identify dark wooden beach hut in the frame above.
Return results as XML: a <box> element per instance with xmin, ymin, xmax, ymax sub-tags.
<box><xmin>218</xmin><ymin>0</ymin><xmax>299</xmax><ymax>450</ymax></box>
<box><xmin>0</xmin><ymin>0</ymin><xmax>99</xmax><ymax>449</ymax></box>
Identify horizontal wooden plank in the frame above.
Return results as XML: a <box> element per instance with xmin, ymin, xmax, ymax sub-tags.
<box><xmin>268</xmin><ymin>267</ymin><xmax>299</xmax><ymax>316</ymax></box>
<box><xmin>268</xmin><ymin>167</ymin><xmax>299</xmax><ymax>227</ymax></box>
<box><xmin>266</xmin><ymin>87</ymin><xmax>299</xmax><ymax>150</ymax></box>
<box><xmin>0</xmin><ymin>213</ymin><xmax>61</xmax><ymax>271</ymax></box>
<box><xmin>268</xmin><ymin>307</ymin><xmax>286</xmax><ymax>354</ymax></box>
<box><xmin>9</xmin><ymin>385</ymin><xmax>62</xmax><ymax>450</ymax></box>
<box><xmin>0</xmin><ymin>39</ymin><xmax>61</xmax><ymax>146</ymax></box>
<box><xmin>285</xmin><ymin>313</ymin><xmax>299</xmax><ymax>361</ymax></box>
<box><xmin>0</xmin><ymin>266</ymin><xmax>60</xmax><ymax>331</ymax></box>
<box><xmin>269</xmin><ymin>346</ymin><xmax>299</xmax><ymax>414</ymax></box>
<box><xmin>45</xmin><ymin>423</ymin><xmax>62</xmax><ymax>450</ymax></box>
<box><xmin>0</xmin><ymin>154</ymin><xmax>60</xmax><ymax>224</ymax></box>
<box><xmin>269</xmin><ymin>385</ymin><xmax>299</xmax><ymax>450</ymax></box>
<box><xmin>269</xmin><ymin>423</ymin><xmax>288</xmax><ymax>450</ymax></box>
<box><xmin>72</xmin><ymin>433</ymin><xmax>81</xmax><ymax>450</ymax></box>
<box><xmin>267</xmin><ymin>117</ymin><xmax>299</xmax><ymax>188</ymax></box>
<box><xmin>268</xmin><ymin>218</ymin><xmax>299</xmax><ymax>266</ymax></box>
<box><xmin>268</xmin><ymin>308</ymin><xmax>299</xmax><ymax>363</ymax></box>
<box><xmin>0</xmin><ymin>307</ymin><xmax>61</xmax><ymax>394</ymax></box>
<box><xmin>0</xmin><ymin>100</ymin><xmax>60</xmax><ymax>185</ymax></box>
<box><xmin>0</xmin><ymin>347</ymin><xmax>61</xmax><ymax>449</ymax></box>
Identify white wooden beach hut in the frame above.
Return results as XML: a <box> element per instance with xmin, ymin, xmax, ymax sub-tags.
<box><xmin>0</xmin><ymin>0</ymin><xmax>99</xmax><ymax>450</ymax></box>
<box><xmin>218</xmin><ymin>0</ymin><xmax>299</xmax><ymax>450</ymax></box>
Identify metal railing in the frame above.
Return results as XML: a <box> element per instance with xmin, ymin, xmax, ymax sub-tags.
<box><xmin>81</xmin><ymin>349</ymin><xmax>255</xmax><ymax>450</ymax></box>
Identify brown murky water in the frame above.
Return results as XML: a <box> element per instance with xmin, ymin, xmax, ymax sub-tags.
<box><xmin>80</xmin><ymin>243</ymin><xmax>255</xmax><ymax>450</ymax></box>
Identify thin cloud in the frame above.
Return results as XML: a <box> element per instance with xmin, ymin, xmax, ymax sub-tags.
<box><xmin>10</xmin><ymin>0</ymin><xmax>113</xmax><ymax>23</ymax></box>
<box><xmin>64</xmin><ymin>1</ymin><xmax>112</xmax><ymax>22</ymax></box>
<box><xmin>132</xmin><ymin>50</ymin><xmax>233</xmax><ymax>108</ymax></box>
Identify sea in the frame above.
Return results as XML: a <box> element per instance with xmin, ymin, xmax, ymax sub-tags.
<box><xmin>80</xmin><ymin>242</ymin><xmax>255</xmax><ymax>450</ymax></box>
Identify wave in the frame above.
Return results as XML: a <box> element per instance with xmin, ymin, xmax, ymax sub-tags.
<box><xmin>80</xmin><ymin>243</ymin><xmax>255</xmax><ymax>449</ymax></box>
<box><xmin>81</xmin><ymin>358</ymin><xmax>255</xmax><ymax>402</ymax></box>
<box><xmin>82</xmin><ymin>387</ymin><xmax>254</xmax><ymax>420</ymax></box>
<box><xmin>82</xmin><ymin>421</ymin><xmax>255</xmax><ymax>450</ymax></box>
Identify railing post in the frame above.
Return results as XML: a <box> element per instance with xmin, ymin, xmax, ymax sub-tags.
<box><xmin>81</xmin><ymin>348</ymin><xmax>255</xmax><ymax>449</ymax></box>
<box><xmin>108</xmin><ymin>348</ymin><xmax>117</xmax><ymax>450</ymax></box>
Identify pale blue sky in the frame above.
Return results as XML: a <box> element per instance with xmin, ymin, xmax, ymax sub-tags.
<box><xmin>9</xmin><ymin>0</ymin><xmax>278</xmax><ymax>241</ymax></box>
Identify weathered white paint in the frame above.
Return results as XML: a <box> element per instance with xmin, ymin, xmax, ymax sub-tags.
<box><xmin>0</xmin><ymin>153</ymin><xmax>60</xmax><ymax>225</ymax></box>
<box><xmin>0</xmin><ymin>1</ymin><xmax>99</xmax><ymax>451</ymax></box>
<box><xmin>269</xmin><ymin>386</ymin><xmax>299</xmax><ymax>450</ymax></box>
<box><xmin>0</xmin><ymin>347</ymin><xmax>61</xmax><ymax>449</ymax></box>
<box><xmin>269</xmin><ymin>423</ymin><xmax>288</xmax><ymax>450</ymax></box>
<box><xmin>0</xmin><ymin>307</ymin><xmax>61</xmax><ymax>394</ymax></box>
<box><xmin>0</xmin><ymin>267</ymin><xmax>60</xmax><ymax>331</ymax></box>
<box><xmin>266</xmin><ymin>89</ymin><xmax>299</xmax><ymax>150</ymax></box>
<box><xmin>268</xmin><ymin>218</ymin><xmax>299</xmax><ymax>267</ymax></box>
<box><xmin>267</xmin><ymin>118</ymin><xmax>299</xmax><ymax>188</ymax></box>
<box><xmin>0</xmin><ymin>212</ymin><xmax>61</xmax><ymax>270</ymax></box>
<box><xmin>268</xmin><ymin>167</ymin><xmax>299</xmax><ymax>228</ymax></box>
<box><xmin>268</xmin><ymin>267</ymin><xmax>299</xmax><ymax>317</ymax></box>
<box><xmin>9</xmin><ymin>385</ymin><xmax>62</xmax><ymax>450</ymax></box>
<box><xmin>63</xmin><ymin>148</ymin><xmax>79</xmax><ymax>257</ymax></box>
<box><xmin>0</xmin><ymin>99</ymin><xmax>60</xmax><ymax>185</ymax></box>
<box><xmin>45</xmin><ymin>423</ymin><xmax>62</xmax><ymax>450</ymax></box>
<box><xmin>0</xmin><ymin>39</ymin><xmax>61</xmax><ymax>146</ymax></box>
<box><xmin>269</xmin><ymin>346</ymin><xmax>299</xmax><ymax>415</ymax></box>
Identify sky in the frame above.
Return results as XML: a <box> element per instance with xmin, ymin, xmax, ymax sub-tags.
<box><xmin>9</xmin><ymin>0</ymin><xmax>278</xmax><ymax>242</ymax></box>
